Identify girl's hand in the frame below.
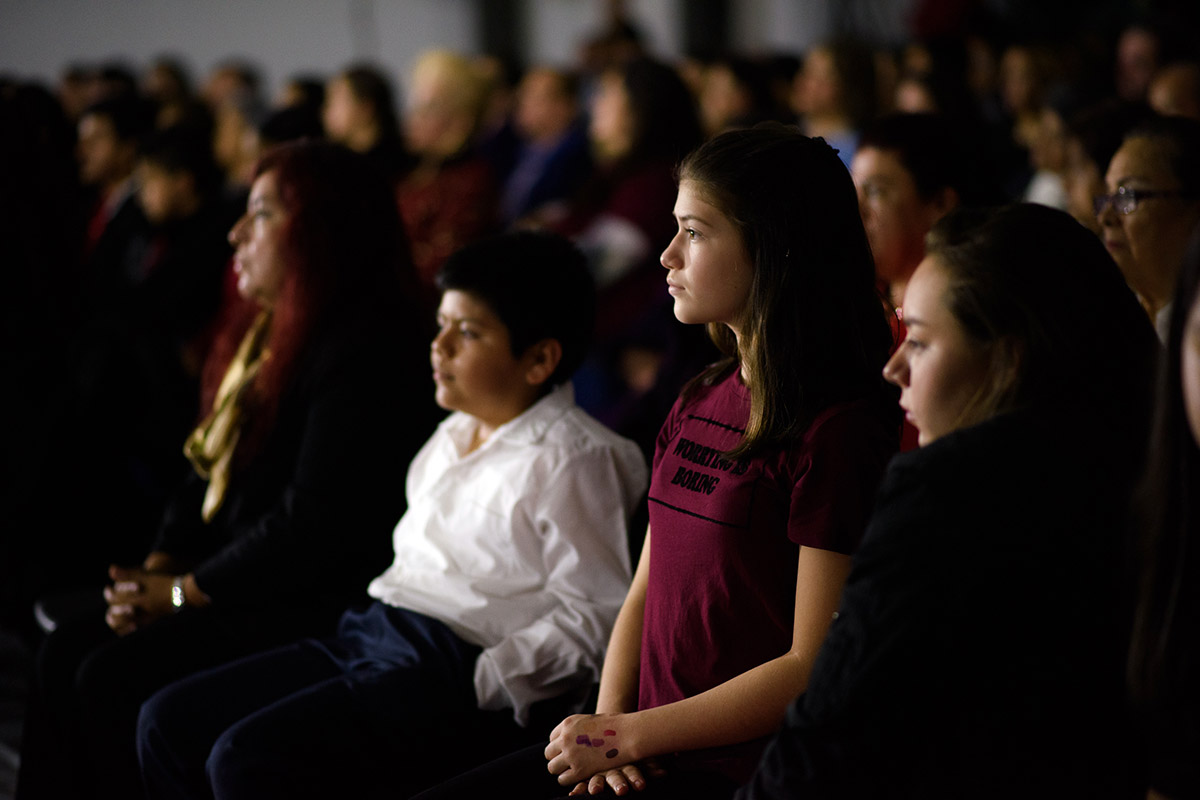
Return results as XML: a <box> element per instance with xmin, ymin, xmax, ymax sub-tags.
<box><xmin>545</xmin><ymin>713</ymin><xmax>634</xmax><ymax>786</ymax></box>
<box><xmin>567</xmin><ymin>759</ymin><xmax>667</xmax><ymax>795</ymax></box>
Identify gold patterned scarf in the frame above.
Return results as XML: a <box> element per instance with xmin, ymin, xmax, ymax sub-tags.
<box><xmin>184</xmin><ymin>309</ymin><xmax>272</xmax><ymax>522</ymax></box>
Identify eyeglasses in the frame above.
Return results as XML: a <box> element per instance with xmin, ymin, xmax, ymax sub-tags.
<box><xmin>1093</xmin><ymin>187</ymin><xmax>1196</xmax><ymax>216</ymax></box>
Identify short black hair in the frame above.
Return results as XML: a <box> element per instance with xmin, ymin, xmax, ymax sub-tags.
<box><xmin>81</xmin><ymin>94</ymin><xmax>153</xmax><ymax>144</ymax></box>
<box><xmin>139</xmin><ymin>124</ymin><xmax>222</xmax><ymax>198</ymax></box>
<box><xmin>436</xmin><ymin>231</ymin><xmax>595</xmax><ymax>388</ymax></box>
<box><xmin>859</xmin><ymin>112</ymin><xmax>973</xmax><ymax>203</ymax></box>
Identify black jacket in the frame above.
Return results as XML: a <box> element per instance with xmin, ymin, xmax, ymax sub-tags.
<box><xmin>739</xmin><ymin>411</ymin><xmax>1142</xmax><ymax>799</ymax></box>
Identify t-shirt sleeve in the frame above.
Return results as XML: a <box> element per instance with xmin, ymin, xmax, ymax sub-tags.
<box><xmin>786</xmin><ymin>401</ymin><xmax>897</xmax><ymax>554</ymax></box>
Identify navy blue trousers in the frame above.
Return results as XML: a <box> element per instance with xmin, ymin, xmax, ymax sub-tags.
<box><xmin>137</xmin><ymin>603</ymin><xmax>526</xmax><ymax>799</ymax></box>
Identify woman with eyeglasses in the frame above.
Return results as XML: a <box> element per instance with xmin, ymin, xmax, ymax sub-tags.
<box><xmin>1098</xmin><ymin>114</ymin><xmax>1200</xmax><ymax>340</ymax></box>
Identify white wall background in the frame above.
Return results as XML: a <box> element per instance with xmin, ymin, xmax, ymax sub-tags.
<box><xmin>0</xmin><ymin>0</ymin><xmax>910</xmax><ymax>97</ymax></box>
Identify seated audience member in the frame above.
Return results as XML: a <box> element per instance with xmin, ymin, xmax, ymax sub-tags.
<box><xmin>322</xmin><ymin>64</ymin><xmax>408</xmax><ymax>181</ymax></box>
<box><xmin>499</xmin><ymin>66</ymin><xmax>591</xmax><ymax>228</ymax></box>
<box><xmin>75</xmin><ymin>94</ymin><xmax>153</xmax><ymax>271</ymax></box>
<box><xmin>793</xmin><ymin>37</ymin><xmax>878</xmax><ymax>168</ymax></box>
<box><xmin>738</xmin><ymin>204</ymin><xmax>1159</xmax><ymax>799</ymax></box>
<box><xmin>275</xmin><ymin>74</ymin><xmax>325</xmax><ymax>114</ymax></box>
<box><xmin>557</xmin><ymin>56</ymin><xmax>700</xmax><ymax>292</ymax></box>
<box><xmin>81</xmin><ymin>124</ymin><xmax>234</xmax><ymax>511</ymax></box>
<box><xmin>397</xmin><ymin>49</ymin><xmax>498</xmax><ymax>291</ymax></box>
<box><xmin>697</xmin><ymin>55</ymin><xmax>782</xmax><ymax>137</ymax></box>
<box><xmin>1148</xmin><ymin>61</ymin><xmax>1200</xmax><ymax>121</ymax></box>
<box><xmin>1062</xmin><ymin>99</ymin><xmax>1151</xmax><ymax>235</ymax></box>
<box><xmin>416</xmin><ymin>125</ymin><xmax>899</xmax><ymax>800</ymax></box>
<box><xmin>851</xmin><ymin>112</ymin><xmax>967</xmax><ymax>309</ymax></box>
<box><xmin>1115</xmin><ymin>22</ymin><xmax>1163</xmax><ymax>103</ymax></box>
<box><xmin>136</xmin><ymin>231</ymin><xmax>648</xmax><ymax>799</ymax></box>
<box><xmin>1129</xmin><ymin>225</ymin><xmax>1200</xmax><ymax>800</ymax></box>
<box><xmin>205</xmin><ymin>62</ymin><xmax>266</xmax><ymax>193</ymax></box>
<box><xmin>1098</xmin><ymin>114</ymin><xmax>1200</xmax><ymax>340</ymax></box>
<box><xmin>550</xmin><ymin>57</ymin><xmax>709</xmax><ymax>454</ymax></box>
<box><xmin>16</xmin><ymin>141</ymin><xmax>439</xmax><ymax>799</ymax></box>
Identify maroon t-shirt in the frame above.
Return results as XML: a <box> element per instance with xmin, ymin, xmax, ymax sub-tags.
<box><xmin>640</xmin><ymin>369</ymin><xmax>895</xmax><ymax>773</ymax></box>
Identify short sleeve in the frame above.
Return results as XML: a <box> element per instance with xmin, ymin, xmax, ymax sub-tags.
<box><xmin>787</xmin><ymin>400</ymin><xmax>897</xmax><ymax>554</ymax></box>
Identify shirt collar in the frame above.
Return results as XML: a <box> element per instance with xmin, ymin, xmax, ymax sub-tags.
<box><xmin>444</xmin><ymin>381</ymin><xmax>575</xmax><ymax>453</ymax></box>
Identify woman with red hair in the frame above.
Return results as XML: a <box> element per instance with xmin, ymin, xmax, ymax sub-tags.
<box><xmin>17</xmin><ymin>141</ymin><xmax>440</xmax><ymax>798</ymax></box>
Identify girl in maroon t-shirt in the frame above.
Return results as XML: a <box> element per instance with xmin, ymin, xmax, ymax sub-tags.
<box><xmin>533</xmin><ymin>126</ymin><xmax>900</xmax><ymax>797</ymax></box>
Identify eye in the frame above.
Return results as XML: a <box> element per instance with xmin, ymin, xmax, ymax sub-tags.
<box><xmin>458</xmin><ymin>324</ymin><xmax>479</xmax><ymax>340</ymax></box>
<box><xmin>903</xmin><ymin>337</ymin><xmax>926</xmax><ymax>352</ymax></box>
<box><xmin>685</xmin><ymin>228</ymin><xmax>700</xmax><ymax>241</ymax></box>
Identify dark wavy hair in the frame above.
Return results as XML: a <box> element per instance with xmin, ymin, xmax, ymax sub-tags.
<box><xmin>1129</xmin><ymin>223</ymin><xmax>1200</xmax><ymax>705</ymax></box>
<box><xmin>679</xmin><ymin>123</ymin><xmax>896</xmax><ymax>458</ymax></box>
<box><xmin>200</xmin><ymin>140</ymin><xmax>416</xmax><ymax>458</ymax></box>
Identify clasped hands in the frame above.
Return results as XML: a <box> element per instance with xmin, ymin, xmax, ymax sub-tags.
<box><xmin>103</xmin><ymin>552</ymin><xmax>183</xmax><ymax>635</ymax></box>
<box><xmin>545</xmin><ymin>712</ymin><xmax>664</xmax><ymax>796</ymax></box>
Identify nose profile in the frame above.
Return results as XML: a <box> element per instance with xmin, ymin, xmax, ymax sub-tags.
<box><xmin>228</xmin><ymin>215</ymin><xmax>247</xmax><ymax>246</ymax></box>
<box><xmin>882</xmin><ymin>348</ymin><xmax>908</xmax><ymax>387</ymax></box>
<box><xmin>660</xmin><ymin>235</ymin><xmax>681</xmax><ymax>269</ymax></box>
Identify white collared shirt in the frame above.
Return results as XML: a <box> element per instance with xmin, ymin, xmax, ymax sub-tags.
<box><xmin>367</xmin><ymin>382</ymin><xmax>646</xmax><ymax>724</ymax></box>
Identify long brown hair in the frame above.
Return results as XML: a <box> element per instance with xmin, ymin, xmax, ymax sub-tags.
<box><xmin>678</xmin><ymin>124</ymin><xmax>895</xmax><ymax>459</ymax></box>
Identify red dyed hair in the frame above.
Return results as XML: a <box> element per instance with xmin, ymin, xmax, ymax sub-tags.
<box><xmin>199</xmin><ymin>140</ymin><xmax>416</xmax><ymax>462</ymax></box>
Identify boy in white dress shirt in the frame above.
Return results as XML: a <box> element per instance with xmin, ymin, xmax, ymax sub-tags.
<box><xmin>137</xmin><ymin>232</ymin><xmax>648</xmax><ymax>799</ymax></box>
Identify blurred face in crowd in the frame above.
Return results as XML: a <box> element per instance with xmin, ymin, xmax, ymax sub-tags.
<box><xmin>515</xmin><ymin>68</ymin><xmax>576</xmax><ymax>143</ymax></box>
<box><xmin>793</xmin><ymin>46</ymin><xmax>838</xmax><ymax>117</ymax></box>
<box><xmin>1148</xmin><ymin>64</ymin><xmax>1200</xmax><ymax>121</ymax></box>
<box><xmin>322</xmin><ymin>76</ymin><xmax>362</xmax><ymax>144</ymax></box>
<box><xmin>137</xmin><ymin>162</ymin><xmax>197</xmax><ymax>225</ymax></box>
<box><xmin>228</xmin><ymin>170</ymin><xmax>288</xmax><ymax>305</ymax></box>
<box><xmin>1184</xmin><ymin>290</ymin><xmax>1200</xmax><ymax>447</ymax></box>
<box><xmin>852</xmin><ymin>146</ymin><xmax>954</xmax><ymax>295</ymax></box>
<box><xmin>1116</xmin><ymin>27</ymin><xmax>1159</xmax><ymax>102</ymax></box>
<box><xmin>77</xmin><ymin>112</ymin><xmax>135</xmax><ymax>189</ymax></box>
<box><xmin>589</xmin><ymin>71</ymin><xmax>634</xmax><ymax>161</ymax></box>
<box><xmin>1100</xmin><ymin>136</ymin><xmax>1200</xmax><ymax>310</ymax></box>
<box><xmin>884</xmin><ymin>256</ymin><xmax>993</xmax><ymax>446</ymax></box>
<box><xmin>699</xmin><ymin>64</ymin><xmax>749</xmax><ymax>136</ymax></box>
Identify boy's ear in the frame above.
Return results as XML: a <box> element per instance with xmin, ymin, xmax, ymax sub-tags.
<box><xmin>522</xmin><ymin>338</ymin><xmax>563</xmax><ymax>388</ymax></box>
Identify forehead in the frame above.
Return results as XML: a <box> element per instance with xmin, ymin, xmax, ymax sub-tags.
<box><xmin>249</xmin><ymin>170</ymin><xmax>281</xmax><ymax>204</ymax></box>
<box><xmin>902</xmin><ymin>256</ymin><xmax>952</xmax><ymax>319</ymax></box>
<box><xmin>674</xmin><ymin>180</ymin><xmax>725</xmax><ymax>217</ymax></box>
<box><xmin>852</xmin><ymin>146</ymin><xmax>913</xmax><ymax>181</ymax></box>
<box><xmin>437</xmin><ymin>289</ymin><xmax>502</xmax><ymax>323</ymax></box>
<box><xmin>1107</xmin><ymin>137</ymin><xmax>1174</xmax><ymax>184</ymax></box>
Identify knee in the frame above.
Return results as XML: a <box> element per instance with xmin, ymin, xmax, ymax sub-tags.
<box><xmin>136</xmin><ymin>685</ymin><xmax>179</xmax><ymax>766</ymax></box>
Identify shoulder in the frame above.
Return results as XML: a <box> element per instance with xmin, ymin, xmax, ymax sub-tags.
<box><xmin>543</xmin><ymin>396</ymin><xmax>646</xmax><ymax>471</ymax></box>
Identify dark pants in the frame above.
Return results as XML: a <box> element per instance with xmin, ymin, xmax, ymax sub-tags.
<box><xmin>138</xmin><ymin>602</ymin><xmax>532</xmax><ymax>800</ymax></box>
<box><xmin>16</xmin><ymin>594</ymin><xmax>343</xmax><ymax>800</ymax></box>
<box><xmin>411</xmin><ymin>742</ymin><xmax>742</xmax><ymax>800</ymax></box>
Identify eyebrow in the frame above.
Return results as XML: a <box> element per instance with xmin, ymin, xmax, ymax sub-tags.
<box><xmin>675</xmin><ymin>213</ymin><xmax>713</xmax><ymax>226</ymax></box>
<box><xmin>437</xmin><ymin>313</ymin><xmax>489</xmax><ymax>326</ymax></box>
<box><xmin>902</xmin><ymin>315</ymin><xmax>925</xmax><ymax>328</ymax></box>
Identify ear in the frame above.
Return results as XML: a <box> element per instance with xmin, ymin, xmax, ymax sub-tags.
<box><xmin>522</xmin><ymin>338</ymin><xmax>563</xmax><ymax>389</ymax></box>
<box><xmin>931</xmin><ymin>186</ymin><xmax>959</xmax><ymax>218</ymax></box>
